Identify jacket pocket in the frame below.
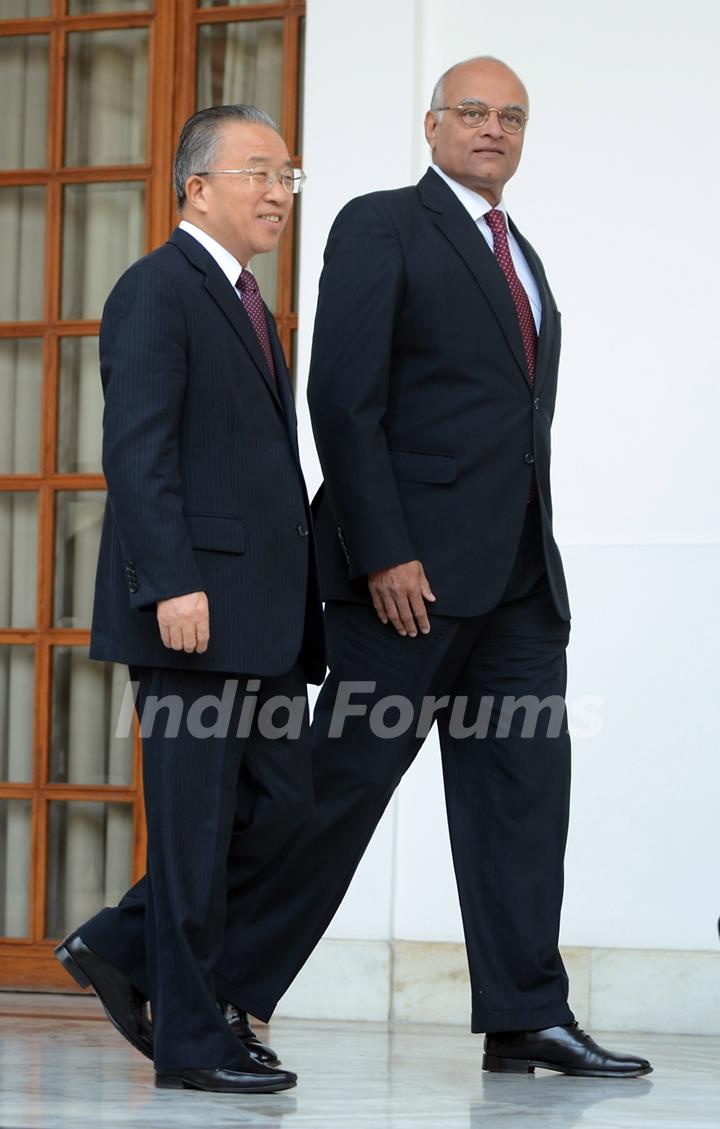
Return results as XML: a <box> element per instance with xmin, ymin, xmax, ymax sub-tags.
<box><xmin>184</xmin><ymin>512</ymin><xmax>245</xmax><ymax>554</ymax></box>
<box><xmin>388</xmin><ymin>448</ymin><xmax>458</xmax><ymax>484</ymax></box>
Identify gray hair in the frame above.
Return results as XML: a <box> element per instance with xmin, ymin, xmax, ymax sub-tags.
<box><xmin>430</xmin><ymin>56</ymin><xmax>525</xmax><ymax>120</ymax></box>
<box><xmin>173</xmin><ymin>104</ymin><xmax>279</xmax><ymax>210</ymax></box>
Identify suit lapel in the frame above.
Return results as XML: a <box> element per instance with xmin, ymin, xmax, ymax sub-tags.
<box><xmin>419</xmin><ymin>170</ymin><xmax>531</xmax><ymax>390</ymax></box>
<box><xmin>169</xmin><ymin>228</ymin><xmax>283</xmax><ymax>412</ymax></box>
<box><xmin>266</xmin><ymin>314</ymin><xmax>303</xmax><ymax>461</ymax></box>
<box><xmin>508</xmin><ymin>217</ymin><xmax>556</xmax><ymax>396</ymax></box>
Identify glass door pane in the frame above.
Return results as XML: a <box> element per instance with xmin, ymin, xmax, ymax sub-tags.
<box><xmin>65</xmin><ymin>29</ymin><xmax>148</xmax><ymax>167</ymax></box>
<box><xmin>57</xmin><ymin>338</ymin><xmax>103</xmax><ymax>474</ymax></box>
<box><xmin>61</xmin><ymin>182</ymin><xmax>145</xmax><ymax>319</ymax></box>
<box><xmin>54</xmin><ymin>491</ymin><xmax>106</xmax><ymax>628</ymax></box>
<box><xmin>45</xmin><ymin>800</ymin><xmax>133</xmax><ymax>938</ymax></box>
<box><xmin>0</xmin><ymin>339</ymin><xmax>43</xmax><ymax>474</ymax></box>
<box><xmin>50</xmin><ymin>648</ymin><xmax>133</xmax><ymax>786</ymax></box>
<box><xmin>0</xmin><ymin>187</ymin><xmax>46</xmax><ymax>322</ymax></box>
<box><xmin>0</xmin><ymin>799</ymin><xmax>32</xmax><ymax>938</ymax></box>
<box><xmin>0</xmin><ymin>493</ymin><xmax>38</xmax><ymax>628</ymax></box>
<box><xmin>0</xmin><ymin>35</ymin><xmax>49</xmax><ymax>170</ymax></box>
<box><xmin>0</xmin><ymin>646</ymin><xmax>35</xmax><ymax>784</ymax></box>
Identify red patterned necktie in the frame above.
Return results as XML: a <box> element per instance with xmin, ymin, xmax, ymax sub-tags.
<box><xmin>485</xmin><ymin>208</ymin><xmax>537</xmax><ymax>385</ymax></box>
<box><xmin>236</xmin><ymin>268</ymin><xmax>276</xmax><ymax>384</ymax></box>
<box><xmin>485</xmin><ymin>208</ymin><xmax>538</xmax><ymax>505</ymax></box>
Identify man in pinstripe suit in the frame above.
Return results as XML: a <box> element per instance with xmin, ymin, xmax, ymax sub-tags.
<box><xmin>55</xmin><ymin>105</ymin><xmax>324</xmax><ymax>1094</ymax></box>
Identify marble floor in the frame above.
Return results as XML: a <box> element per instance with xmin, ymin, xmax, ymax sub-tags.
<box><xmin>0</xmin><ymin>1002</ymin><xmax>717</xmax><ymax>1129</ymax></box>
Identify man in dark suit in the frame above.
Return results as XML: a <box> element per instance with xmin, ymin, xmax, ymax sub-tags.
<box><xmin>190</xmin><ymin>58</ymin><xmax>652</xmax><ymax>1078</ymax></box>
<box><xmin>55</xmin><ymin>105</ymin><xmax>324</xmax><ymax>1093</ymax></box>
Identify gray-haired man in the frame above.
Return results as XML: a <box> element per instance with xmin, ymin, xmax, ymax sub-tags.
<box><xmin>54</xmin><ymin>105</ymin><xmax>325</xmax><ymax>1093</ymax></box>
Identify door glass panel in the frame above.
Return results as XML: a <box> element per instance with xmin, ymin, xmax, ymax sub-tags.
<box><xmin>1</xmin><ymin>1</ymin><xmax>50</xmax><ymax>16</ymax></box>
<box><xmin>0</xmin><ymin>339</ymin><xmax>43</xmax><ymax>474</ymax></box>
<box><xmin>197</xmin><ymin>20</ymin><xmax>283</xmax><ymax>125</ymax></box>
<box><xmin>65</xmin><ymin>29</ymin><xmax>148</xmax><ymax>167</ymax></box>
<box><xmin>54</xmin><ymin>491</ymin><xmax>105</xmax><ymax>628</ymax></box>
<box><xmin>0</xmin><ymin>799</ymin><xmax>32</xmax><ymax>938</ymax></box>
<box><xmin>0</xmin><ymin>492</ymin><xmax>37</xmax><ymax>628</ymax></box>
<box><xmin>0</xmin><ymin>35</ymin><xmax>49</xmax><ymax>170</ymax></box>
<box><xmin>199</xmin><ymin>1</ymin><xmax>277</xmax><ymax>6</ymax></box>
<box><xmin>0</xmin><ymin>646</ymin><xmax>35</xmax><ymax>784</ymax></box>
<box><xmin>45</xmin><ymin>800</ymin><xmax>133</xmax><ymax>938</ymax></box>
<box><xmin>61</xmin><ymin>182</ymin><xmax>144</xmax><ymax>320</ymax></box>
<box><xmin>50</xmin><ymin>647</ymin><xmax>133</xmax><ymax>786</ymax></box>
<box><xmin>57</xmin><ymin>338</ymin><xmax>103</xmax><ymax>474</ymax></box>
<box><xmin>68</xmin><ymin>1</ymin><xmax>151</xmax><ymax>11</ymax></box>
<box><xmin>0</xmin><ymin>187</ymin><xmax>46</xmax><ymax>322</ymax></box>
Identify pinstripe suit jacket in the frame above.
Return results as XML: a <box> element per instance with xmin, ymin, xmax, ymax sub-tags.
<box><xmin>89</xmin><ymin>227</ymin><xmax>326</xmax><ymax>683</ymax></box>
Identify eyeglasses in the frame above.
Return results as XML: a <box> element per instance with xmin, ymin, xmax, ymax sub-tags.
<box><xmin>194</xmin><ymin>167</ymin><xmax>307</xmax><ymax>195</ymax></box>
<box><xmin>434</xmin><ymin>102</ymin><xmax>528</xmax><ymax>134</ymax></box>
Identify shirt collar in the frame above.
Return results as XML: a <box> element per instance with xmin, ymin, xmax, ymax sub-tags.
<box><xmin>178</xmin><ymin>220</ymin><xmax>243</xmax><ymax>289</ymax></box>
<box><xmin>430</xmin><ymin>163</ymin><xmax>508</xmax><ymax>226</ymax></box>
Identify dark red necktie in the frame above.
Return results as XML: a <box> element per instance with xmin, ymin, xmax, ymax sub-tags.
<box><xmin>236</xmin><ymin>268</ymin><xmax>276</xmax><ymax>384</ymax></box>
<box><xmin>485</xmin><ymin>208</ymin><xmax>538</xmax><ymax>505</ymax></box>
<box><xmin>485</xmin><ymin>208</ymin><xmax>537</xmax><ymax>385</ymax></box>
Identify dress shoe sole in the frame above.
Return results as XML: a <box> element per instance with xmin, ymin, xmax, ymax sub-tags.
<box><xmin>483</xmin><ymin>1053</ymin><xmax>652</xmax><ymax>1078</ymax></box>
<box><xmin>54</xmin><ymin>941</ymin><xmax>152</xmax><ymax>1060</ymax></box>
<box><xmin>155</xmin><ymin>1073</ymin><xmax>297</xmax><ymax>1093</ymax></box>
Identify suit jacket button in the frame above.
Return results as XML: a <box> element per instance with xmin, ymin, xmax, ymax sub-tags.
<box><xmin>296</xmin><ymin>522</ymin><xmax>309</xmax><ymax>537</ymax></box>
<box><xmin>128</xmin><ymin>581</ymin><xmax>138</xmax><ymax>594</ymax></box>
<box><xmin>533</xmin><ymin>397</ymin><xmax>540</xmax><ymax>410</ymax></box>
<box><xmin>524</xmin><ymin>452</ymin><xmax>535</xmax><ymax>464</ymax></box>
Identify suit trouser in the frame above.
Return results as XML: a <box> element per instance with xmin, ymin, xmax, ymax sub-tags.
<box><xmin>82</xmin><ymin>499</ymin><xmax>574</xmax><ymax>1035</ymax></box>
<box><xmin>79</xmin><ymin>662</ymin><xmax>311</xmax><ymax>1071</ymax></box>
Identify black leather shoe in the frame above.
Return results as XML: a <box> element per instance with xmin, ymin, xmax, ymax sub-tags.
<box><xmin>483</xmin><ymin>1022</ymin><xmax>652</xmax><ymax>1077</ymax></box>
<box><xmin>219</xmin><ymin>999</ymin><xmax>281</xmax><ymax>1066</ymax></box>
<box><xmin>55</xmin><ymin>932</ymin><xmax>152</xmax><ymax>1060</ymax></box>
<box><xmin>155</xmin><ymin>1062</ymin><xmax>297</xmax><ymax>1093</ymax></box>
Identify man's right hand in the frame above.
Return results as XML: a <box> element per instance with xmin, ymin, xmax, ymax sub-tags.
<box><xmin>368</xmin><ymin>560</ymin><xmax>436</xmax><ymax>637</ymax></box>
<box><xmin>156</xmin><ymin>591</ymin><xmax>210</xmax><ymax>653</ymax></box>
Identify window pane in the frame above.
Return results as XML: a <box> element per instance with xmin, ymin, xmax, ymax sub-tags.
<box><xmin>61</xmin><ymin>182</ymin><xmax>144</xmax><ymax>320</ymax></box>
<box><xmin>50</xmin><ymin>647</ymin><xmax>133</xmax><ymax>787</ymax></box>
<box><xmin>65</xmin><ymin>29</ymin><xmax>148</xmax><ymax>167</ymax></box>
<box><xmin>0</xmin><ymin>187</ymin><xmax>46</xmax><ymax>322</ymax></box>
<box><xmin>0</xmin><ymin>493</ymin><xmax>37</xmax><ymax>628</ymax></box>
<box><xmin>54</xmin><ymin>491</ymin><xmax>105</xmax><ymax>628</ymax></box>
<box><xmin>0</xmin><ymin>799</ymin><xmax>32</xmax><ymax>939</ymax></box>
<box><xmin>0</xmin><ymin>36</ymin><xmax>49</xmax><ymax>170</ymax></box>
<box><xmin>0</xmin><ymin>646</ymin><xmax>35</xmax><ymax>784</ymax></box>
<box><xmin>197</xmin><ymin>20</ymin><xmax>283</xmax><ymax>126</ymax></box>
<box><xmin>68</xmin><ymin>1</ymin><xmax>151</xmax><ymax>11</ymax></box>
<box><xmin>0</xmin><ymin>339</ymin><xmax>43</xmax><ymax>474</ymax></box>
<box><xmin>1</xmin><ymin>1</ymin><xmax>50</xmax><ymax>15</ymax></box>
<box><xmin>198</xmin><ymin>1</ymin><xmax>277</xmax><ymax>6</ymax></box>
<box><xmin>45</xmin><ymin>799</ymin><xmax>133</xmax><ymax>938</ymax></box>
<box><xmin>58</xmin><ymin>338</ymin><xmax>102</xmax><ymax>474</ymax></box>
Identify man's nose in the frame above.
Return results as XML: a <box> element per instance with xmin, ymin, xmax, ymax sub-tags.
<box><xmin>482</xmin><ymin>110</ymin><xmax>505</xmax><ymax>137</ymax></box>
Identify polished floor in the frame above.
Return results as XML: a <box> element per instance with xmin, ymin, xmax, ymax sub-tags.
<box><xmin>0</xmin><ymin>997</ymin><xmax>717</xmax><ymax>1128</ymax></box>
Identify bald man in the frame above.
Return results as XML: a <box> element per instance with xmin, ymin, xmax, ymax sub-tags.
<box><xmin>171</xmin><ymin>58</ymin><xmax>651</xmax><ymax>1078</ymax></box>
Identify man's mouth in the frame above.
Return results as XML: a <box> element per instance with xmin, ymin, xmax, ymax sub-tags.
<box><xmin>259</xmin><ymin>214</ymin><xmax>283</xmax><ymax>224</ymax></box>
<box><xmin>474</xmin><ymin>148</ymin><xmax>504</xmax><ymax>155</ymax></box>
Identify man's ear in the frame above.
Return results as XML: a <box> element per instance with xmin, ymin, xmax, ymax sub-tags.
<box><xmin>184</xmin><ymin>174</ymin><xmax>208</xmax><ymax>214</ymax></box>
<box><xmin>424</xmin><ymin>110</ymin><xmax>438</xmax><ymax>149</ymax></box>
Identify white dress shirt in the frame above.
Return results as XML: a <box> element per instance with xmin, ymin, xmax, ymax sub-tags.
<box><xmin>430</xmin><ymin>164</ymin><xmax>542</xmax><ymax>333</ymax></box>
<box><xmin>178</xmin><ymin>219</ymin><xmax>243</xmax><ymax>295</ymax></box>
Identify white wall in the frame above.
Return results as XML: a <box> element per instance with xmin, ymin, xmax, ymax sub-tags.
<box><xmin>297</xmin><ymin>0</ymin><xmax>720</xmax><ymax>953</ymax></box>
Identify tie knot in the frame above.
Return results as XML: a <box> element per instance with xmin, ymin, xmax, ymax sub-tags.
<box><xmin>485</xmin><ymin>208</ymin><xmax>506</xmax><ymax>235</ymax></box>
<box><xmin>237</xmin><ymin>268</ymin><xmax>258</xmax><ymax>296</ymax></box>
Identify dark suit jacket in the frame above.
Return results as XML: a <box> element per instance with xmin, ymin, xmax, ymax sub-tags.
<box><xmin>307</xmin><ymin>167</ymin><xmax>570</xmax><ymax>622</ymax></box>
<box><xmin>90</xmin><ymin>228</ymin><xmax>326</xmax><ymax>683</ymax></box>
